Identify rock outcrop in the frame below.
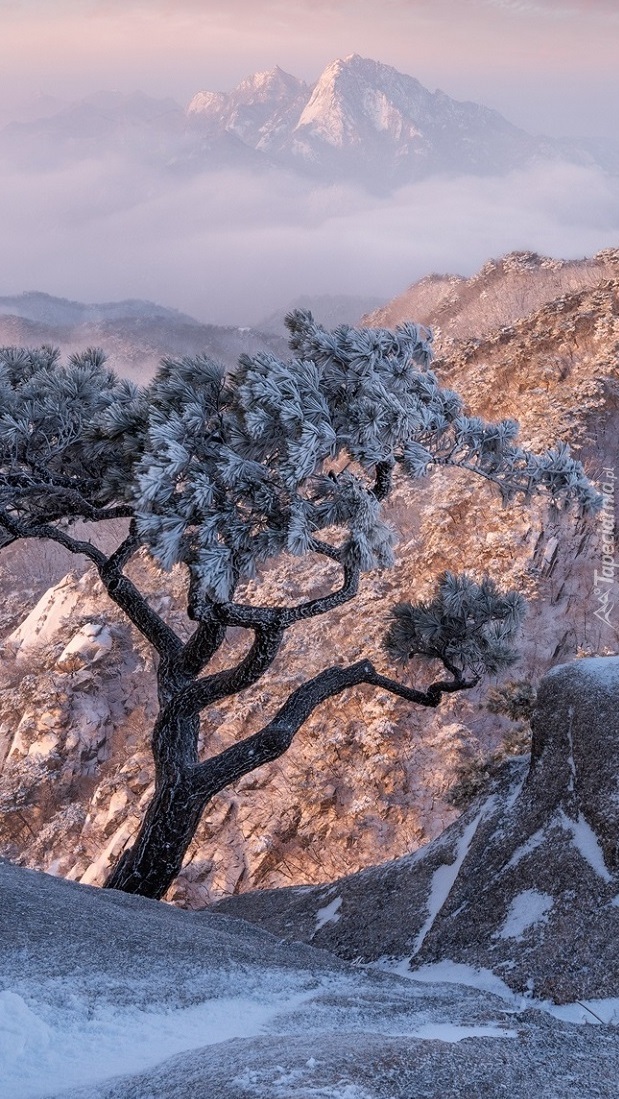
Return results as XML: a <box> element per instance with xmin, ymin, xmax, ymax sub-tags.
<box><xmin>215</xmin><ymin>657</ymin><xmax>619</xmax><ymax>1004</ymax></box>
<box><xmin>363</xmin><ymin>248</ymin><xmax>619</xmax><ymax>350</ymax></box>
<box><xmin>7</xmin><ymin>857</ymin><xmax>619</xmax><ymax>1098</ymax></box>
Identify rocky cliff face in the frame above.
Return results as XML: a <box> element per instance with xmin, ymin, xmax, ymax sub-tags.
<box><xmin>0</xmin><ymin>255</ymin><xmax>617</xmax><ymax>907</ymax></box>
<box><xmin>363</xmin><ymin>248</ymin><xmax>619</xmax><ymax>349</ymax></box>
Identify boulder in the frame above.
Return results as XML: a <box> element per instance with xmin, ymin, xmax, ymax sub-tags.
<box><xmin>215</xmin><ymin>657</ymin><xmax>619</xmax><ymax>1003</ymax></box>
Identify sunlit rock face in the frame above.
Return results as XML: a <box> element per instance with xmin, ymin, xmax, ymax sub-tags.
<box><xmin>362</xmin><ymin>247</ymin><xmax>619</xmax><ymax>346</ymax></box>
<box><xmin>215</xmin><ymin>658</ymin><xmax>619</xmax><ymax>1005</ymax></box>
<box><xmin>0</xmin><ymin>251</ymin><xmax>617</xmax><ymax>907</ymax></box>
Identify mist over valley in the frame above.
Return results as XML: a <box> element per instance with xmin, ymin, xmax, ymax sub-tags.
<box><xmin>1</xmin><ymin>54</ymin><xmax>617</xmax><ymax>327</ymax></box>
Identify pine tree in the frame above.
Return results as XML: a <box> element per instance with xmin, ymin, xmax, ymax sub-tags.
<box><xmin>0</xmin><ymin>316</ymin><xmax>599</xmax><ymax>898</ymax></box>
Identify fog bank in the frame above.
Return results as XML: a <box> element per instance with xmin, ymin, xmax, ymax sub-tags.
<box><xmin>0</xmin><ymin>153</ymin><xmax>617</xmax><ymax>325</ymax></box>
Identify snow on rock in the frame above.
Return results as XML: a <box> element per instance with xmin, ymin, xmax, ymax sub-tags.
<box><xmin>3</xmin><ymin>860</ymin><xmax>619</xmax><ymax>1099</ymax></box>
<box><xmin>7</xmin><ymin>573</ymin><xmax>83</xmax><ymax>655</ymax></box>
<box><xmin>314</xmin><ymin>895</ymin><xmax>342</xmax><ymax>933</ymax></box>
<box><xmin>215</xmin><ymin>657</ymin><xmax>619</xmax><ymax>1004</ymax></box>
<box><xmin>56</xmin><ymin>623</ymin><xmax>113</xmax><ymax>673</ymax></box>
<box><xmin>412</xmin><ymin>808</ymin><xmax>486</xmax><ymax>956</ymax></box>
<box><xmin>559</xmin><ymin>808</ymin><xmax>613</xmax><ymax>883</ymax></box>
<box><xmin>547</xmin><ymin>655</ymin><xmax>619</xmax><ymax>687</ymax></box>
<box><xmin>504</xmin><ymin>827</ymin><xmax>547</xmax><ymax>870</ymax></box>
<box><xmin>496</xmin><ymin>890</ymin><xmax>554</xmax><ymax>940</ymax></box>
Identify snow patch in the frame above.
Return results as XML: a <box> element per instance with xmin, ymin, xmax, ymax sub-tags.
<box><xmin>504</xmin><ymin>828</ymin><xmax>547</xmax><ymax>870</ymax></box>
<box><xmin>383</xmin><ymin>959</ymin><xmax>523</xmax><ymax>1004</ymax></box>
<box><xmin>314</xmin><ymin>896</ymin><xmax>342</xmax><ymax>933</ymax></box>
<box><xmin>378</xmin><ymin>959</ymin><xmax>619</xmax><ymax>1026</ymax></box>
<box><xmin>0</xmin><ymin>986</ymin><xmax>314</xmax><ymax>1099</ymax></box>
<box><xmin>547</xmin><ymin>656</ymin><xmax>619</xmax><ymax>686</ymax></box>
<box><xmin>411</xmin><ymin>806</ymin><xmax>486</xmax><ymax>955</ymax></box>
<box><xmin>504</xmin><ymin>768</ymin><xmax>527</xmax><ymax>810</ymax></box>
<box><xmin>496</xmin><ymin>890</ymin><xmax>553</xmax><ymax>940</ymax></box>
<box><xmin>559</xmin><ymin>809</ymin><xmax>613</xmax><ymax>883</ymax></box>
<box><xmin>57</xmin><ymin>622</ymin><xmax>113</xmax><ymax>671</ymax></box>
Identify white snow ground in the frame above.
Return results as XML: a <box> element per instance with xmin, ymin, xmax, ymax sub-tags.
<box><xmin>2</xmin><ymin>861</ymin><xmax>619</xmax><ymax>1098</ymax></box>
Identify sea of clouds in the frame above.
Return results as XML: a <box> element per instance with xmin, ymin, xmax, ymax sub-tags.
<box><xmin>1</xmin><ymin>133</ymin><xmax>617</xmax><ymax>325</ymax></box>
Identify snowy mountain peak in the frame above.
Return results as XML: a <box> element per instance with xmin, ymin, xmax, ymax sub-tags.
<box><xmin>239</xmin><ymin>65</ymin><xmax>305</xmax><ymax>97</ymax></box>
<box><xmin>187</xmin><ymin>65</ymin><xmax>309</xmax><ymax>147</ymax></box>
<box><xmin>294</xmin><ymin>54</ymin><xmax>430</xmax><ymax>148</ymax></box>
<box><xmin>184</xmin><ymin>55</ymin><xmax>569</xmax><ymax>188</ymax></box>
<box><xmin>188</xmin><ymin>65</ymin><xmax>307</xmax><ymax>116</ymax></box>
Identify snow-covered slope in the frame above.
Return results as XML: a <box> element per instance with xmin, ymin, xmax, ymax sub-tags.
<box><xmin>2</xmin><ymin>858</ymin><xmax>619</xmax><ymax>1098</ymax></box>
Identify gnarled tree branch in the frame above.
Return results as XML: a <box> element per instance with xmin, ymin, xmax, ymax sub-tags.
<box><xmin>193</xmin><ymin>658</ymin><xmax>477</xmax><ymax>797</ymax></box>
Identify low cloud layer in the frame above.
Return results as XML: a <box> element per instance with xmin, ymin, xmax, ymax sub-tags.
<box><xmin>0</xmin><ymin>149</ymin><xmax>617</xmax><ymax>326</ymax></box>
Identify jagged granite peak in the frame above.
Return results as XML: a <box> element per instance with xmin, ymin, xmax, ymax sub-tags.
<box><xmin>189</xmin><ymin>64</ymin><xmax>307</xmax><ymax>113</ymax></box>
<box><xmin>185</xmin><ymin>54</ymin><xmax>559</xmax><ymax>186</ymax></box>
<box><xmin>363</xmin><ymin>247</ymin><xmax>619</xmax><ymax>345</ymax></box>
<box><xmin>2</xmin><ymin>56</ymin><xmax>608</xmax><ymax>186</ymax></box>
<box><xmin>187</xmin><ymin>65</ymin><xmax>310</xmax><ymax>150</ymax></box>
<box><xmin>293</xmin><ymin>53</ymin><xmax>426</xmax><ymax>147</ymax></box>
<box><xmin>292</xmin><ymin>53</ymin><xmax>508</xmax><ymax>150</ymax></box>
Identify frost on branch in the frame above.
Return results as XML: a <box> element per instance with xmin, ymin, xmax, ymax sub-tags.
<box><xmin>0</xmin><ymin>345</ymin><xmax>144</xmax><ymax>532</ymax></box>
<box><xmin>132</xmin><ymin>311</ymin><xmax>598</xmax><ymax>604</ymax></box>
<box><xmin>384</xmin><ymin>572</ymin><xmax>527</xmax><ymax>680</ymax></box>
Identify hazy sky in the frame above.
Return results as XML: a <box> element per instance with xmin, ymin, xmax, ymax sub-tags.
<box><xmin>1</xmin><ymin>0</ymin><xmax>618</xmax><ymax>138</ymax></box>
<box><xmin>0</xmin><ymin>0</ymin><xmax>618</xmax><ymax>324</ymax></box>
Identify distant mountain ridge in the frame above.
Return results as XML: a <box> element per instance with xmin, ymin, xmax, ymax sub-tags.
<box><xmin>0</xmin><ymin>292</ymin><xmax>288</xmax><ymax>381</ymax></box>
<box><xmin>187</xmin><ymin>54</ymin><xmax>598</xmax><ymax>187</ymax></box>
<box><xmin>2</xmin><ymin>55</ymin><xmax>614</xmax><ymax>189</ymax></box>
<box><xmin>0</xmin><ymin>291</ymin><xmax>386</xmax><ymax>381</ymax></box>
<box><xmin>0</xmin><ymin>290</ymin><xmax>200</xmax><ymax>328</ymax></box>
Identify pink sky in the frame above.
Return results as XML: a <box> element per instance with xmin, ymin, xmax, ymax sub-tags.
<box><xmin>0</xmin><ymin>0</ymin><xmax>617</xmax><ymax>322</ymax></box>
<box><xmin>1</xmin><ymin>0</ymin><xmax>618</xmax><ymax>137</ymax></box>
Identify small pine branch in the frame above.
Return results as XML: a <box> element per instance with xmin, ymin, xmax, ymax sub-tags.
<box><xmin>384</xmin><ymin>572</ymin><xmax>527</xmax><ymax>681</ymax></box>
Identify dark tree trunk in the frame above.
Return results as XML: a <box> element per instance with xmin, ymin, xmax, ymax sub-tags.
<box><xmin>103</xmin><ymin>773</ymin><xmax>210</xmax><ymax>899</ymax></box>
<box><xmin>102</xmin><ymin>659</ymin><xmax>472</xmax><ymax>901</ymax></box>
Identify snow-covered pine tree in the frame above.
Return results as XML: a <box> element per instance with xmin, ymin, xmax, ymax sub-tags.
<box><xmin>0</xmin><ymin>315</ymin><xmax>599</xmax><ymax>898</ymax></box>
